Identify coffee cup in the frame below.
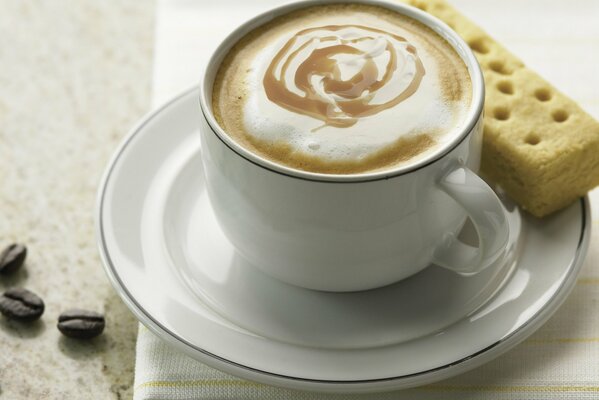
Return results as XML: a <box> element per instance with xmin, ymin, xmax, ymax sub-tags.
<box><xmin>198</xmin><ymin>0</ymin><xmax>509</xmax><ymax>292</ymax></box>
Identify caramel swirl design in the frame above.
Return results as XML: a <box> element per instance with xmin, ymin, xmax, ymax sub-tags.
<box><xmin>263</xmin><ymin>25</ymin><xmax>426</xmax><ymax>129</ymax></box>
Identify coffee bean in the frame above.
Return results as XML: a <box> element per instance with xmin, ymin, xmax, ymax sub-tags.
<box><xmin>0</xmin><ymin>243</ymin><xmax>27</xmax><ymax>275</ymax></box>
<box><xmin>58</xmin><ymin>309</ymin><xmax>105</xmax><ymax>339</ymax></box>
<box><xmin>0</xmin><ymin>288</ymin><xmax>44</xmax><ymax>321</ymax></box>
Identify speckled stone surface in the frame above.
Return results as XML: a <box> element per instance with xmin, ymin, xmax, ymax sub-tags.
<box><xmin>0</xmin><ymin>1</ymin><xmax>154</xmax><ymax>398</ymax></box>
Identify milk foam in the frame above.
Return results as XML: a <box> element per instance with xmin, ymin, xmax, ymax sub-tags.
<box><xmin>241</xmin><ymin>18</ymin><xmax>469</xmax><ymax>163</ymax></box>
<box><xmin>211</xmin><ymin>5</ymin><xmax>473</xmax><ymax>173</ymax></box>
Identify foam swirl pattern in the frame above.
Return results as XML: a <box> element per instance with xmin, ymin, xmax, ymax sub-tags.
<box><xmin>263</xmin><ymin>25</ymin><xmax>425</xmax><ymax>129</ymax></box>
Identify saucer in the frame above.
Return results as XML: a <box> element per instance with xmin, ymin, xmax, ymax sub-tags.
<box><xmin>97</xmin><ymin>87</ymin><xmax>590</xmax><ymax>393</ymax></box>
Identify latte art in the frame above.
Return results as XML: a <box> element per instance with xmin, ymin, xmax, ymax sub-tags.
<box><xmin>212</xmin><ymin>4</ymin><xmax>472</xmax><ymax>174</ymax></box>
<box><xmin>263</xmin><ymin>25</ymin><xmax>425</xmax><ymax>129</ymax></box>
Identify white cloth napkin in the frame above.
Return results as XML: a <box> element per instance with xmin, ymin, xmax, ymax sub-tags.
<box><xmin>134</xmin><ymin>0</ymin><xmax>599</xmax><ymax>398</ymax></box>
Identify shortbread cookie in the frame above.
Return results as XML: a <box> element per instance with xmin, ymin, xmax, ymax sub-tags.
<box><xmin>401</xmin><ymin>0</ymin><xmax>599</xmax><ymax>217</ymax></box>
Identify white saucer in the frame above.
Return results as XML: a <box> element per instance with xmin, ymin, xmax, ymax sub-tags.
<box><xmin>97</xmin><ymin>87</ymin><xmax>590</xmax><ymax>393</ymax></box>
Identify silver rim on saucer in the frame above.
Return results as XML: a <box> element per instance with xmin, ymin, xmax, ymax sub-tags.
<box><xmin>96</xmin><ymin>86</ymin><xmax>591</xmax><ymax>389</ymax></box>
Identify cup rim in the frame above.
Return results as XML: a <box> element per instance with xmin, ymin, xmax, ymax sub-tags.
<box><xmin>199</xmin><ymin>0</ymin><xmax>485</xmax><ymax>183</ymax></box>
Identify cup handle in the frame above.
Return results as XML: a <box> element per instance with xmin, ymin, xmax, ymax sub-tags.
<box><xmin>432</xmin><ymin>163</ymin><xmax>510</xmax><ymax>275</ymax></box>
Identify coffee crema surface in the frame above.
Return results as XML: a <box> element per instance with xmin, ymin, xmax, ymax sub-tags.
<box><xmin>212</xmin><ymin>4</ymin><xmax>472</xmax><ymax>174</ymax></box>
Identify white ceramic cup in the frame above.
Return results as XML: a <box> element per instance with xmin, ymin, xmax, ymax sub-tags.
<box><xmin>198</xmin><ymin>0</ymin><xmax>509</xmax><ymax>292</ymax></box>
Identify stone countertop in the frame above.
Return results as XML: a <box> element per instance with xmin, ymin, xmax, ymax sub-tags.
<box><xmin>0</xmin><ymin>1</ymin><xmax>154</xmax><ymax>398</ymax></box>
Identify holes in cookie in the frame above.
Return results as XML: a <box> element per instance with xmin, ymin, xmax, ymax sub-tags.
<box><xmin>468</xmin><ymin>38</ymin><xmax>490</xmax><ymax>54</ymax></box>
<box><xmin>496</xmin><ymin>80</ymin><xmax>514</xmax><ymax>95</ymax></box>
<box><xmin>413</xmin><ymin>2</ymin><xmax>428</xmax><ymax>11</ymax></box>
<box><xmin>525</xmin><ymin>133</ymin><xmax>541</xmax><ymax>145</ymax></box>
<box><xmin>493</xmin><ymin>107</ymin><xmax>510</xmax><ymax>121</ymax></box>
<box><xmin>552</xmin><ymin>109</ymin><xmax>569</xmax><ymax>123</ymax></box>
<box><xmin>534</xmin><ymin>88</ymin><xmax>552</xmax><ymax>102</ymax></box>
<box><xmin>488</xmin><ymin>60</ymin><xmax>512</xmax><ymax>75</ymax></box>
